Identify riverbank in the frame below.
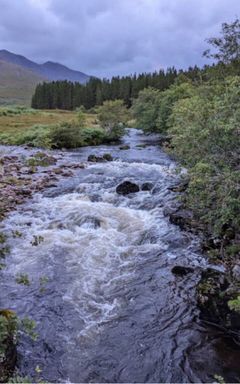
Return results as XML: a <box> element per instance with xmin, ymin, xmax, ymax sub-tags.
<box><xmin>163</xmin><ymin>157</ymin><xmax>240</xmax><ymax>348</ymax></box>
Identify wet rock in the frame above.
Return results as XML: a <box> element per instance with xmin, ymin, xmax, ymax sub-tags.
<box><xmin>88</xmin><ymin>154</ymin><xmax>113</xmax><ymax>162</ymax></box>
<box><xmin>171</xmin><ymin>265</ymin><xmax>194</xmax><ymax>276</ymax></box>
<box><xmin>116</xmin><ymin>181</ymin><xmax>140</xmax><ymax>195</ymax></box>
<box><xmin>79</xmin><ymin>216</ymin><xmax>102</xmax><ymax>229</ymax></box>
<box><xmin>62</xmin><ymin>171</ymin><xmax>74</xmax><ymax>177</ymax></box>
<box><xmin>141</xmin><ymin>182</ymin><xmax>154</xmax><ymax>191</ymax></box>
<box><xmin>67</xmin><ymin>163</ymin><xmax>85</xmax><ymax>169</ymax></box>
<box><xmin>168</xmin><ymin>179</ymin><xmax>189</xmax><ymax>193</ymax></box>
<box><xmin>232</xmin><ymin>263</ymin><xmax>240</xmax><ymax>282</ymax></box>
<box><xmin>88</xmin><ymin>154</ymin><xmax>105</xmax><ymax>162</ymax></box>
<box><xmin>158</xmin><ymin>135</ymin><xmax>172</xmax><ymax>145</ymax></box>
<box><xmin>169</xmin><ymin>209</ymin><xmax>203</xmax><ymax>231</ymax></box>
<box><xmin>52</xmin><ymin>167</ymin><xmax>63</xmax><ymax>175</ymax></box>
<box><xmin>197</xmin><ymin>269</ymin><xmax>240</xmax><ymax>336</ymax></box>
<box><xmin>102</xmin><ymin>153</ymin><xmax>113</xmax><ymax>161</ymax></box>
<box><xmin>119</xmin><ymin>145</ymin><xmax>130</xmax><ymax>150</ymax></box>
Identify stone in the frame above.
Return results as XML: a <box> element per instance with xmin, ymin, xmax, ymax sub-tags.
<box><xmin>102</xmin><ymin>153</ymin><xmax>113</xmax><ymax>161</ymax></box>
<box><xmin>171</xmin><ymin>265</ymin><xmax>194</xmax><ymax>276</ymax></box>
<box><xmin>232</xmin><ymin>264</ymin><xmax>240</xmax><ymax>282</ymax></box>
<box><xmin>116</xmin><ymin>181</ymin><xmax>140</xmax><ymax>195</ymax></box>
<box><xmin>119</xmin><ymin>145</ymin><xmax>130</xmax><ymax>150</ymax></box>
<box><xmin>141</xmin><ymin>182</ymin><xmax>154</xmax><ymax>191</ymax></box>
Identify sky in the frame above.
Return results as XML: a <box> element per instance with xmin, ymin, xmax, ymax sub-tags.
<box><xmin>0</xmin><ymin>0</ymin><xmax>239</xmax><ymax>78</ymax></box>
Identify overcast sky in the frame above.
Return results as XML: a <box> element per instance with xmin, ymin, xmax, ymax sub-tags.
<box><xmin>0</xmin><ymin>0</ymin><xmax>239</xmax><ymax>78</ymax></box>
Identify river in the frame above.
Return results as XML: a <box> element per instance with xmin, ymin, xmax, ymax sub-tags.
<box><xmin>0</xmin><ymin>129</ymin><xmax>239</xmax><ymax>383</ymax></box>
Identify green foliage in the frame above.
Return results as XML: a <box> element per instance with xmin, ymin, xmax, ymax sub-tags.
<box><xmin>26</xmin><ymin>153</ymin><xmax>56</xmax><ymax>167</ymax></box>
<box><xmin>21</xmin><ymin>318</ymin><xmax>38</xmax><ymax>341</ymax></box>
<box><xmin>228</xmin><ymin>296</ymin><xmax>240</xmax><ymax>313</ymax></box>
<box><xmin>52</xmin><ymin>122</ymin><xmax>80</xmax><ymax>148</ymax></box>
<box><xmin>97</xmin><ymin>100</ymin><xmax>128</xmax><ymax>139</ymax></box>
<box><xmin>15</xmin><ymin>273</ymin><xmax>30</xmax><ymax>286</ymax></box>
<box><xmin>132</xmin><ymin>83</ymin><xmax>195</xmax><ymax>133</ymax></box>
<box><xmin>77</xmin><ymin>110</ymin><xmax>86</xmax><ymax>128</ymax></box>
<box><xmin>203</xmin><ymin>18</ymin><xmax>240</xmax><ymax>64</ymax></box>
<box><xmin>156</xmin><ymin>82</ymin><xmax>195</xmax><ymax>132</ymax></box>
<box><xmin>0</xmin><ymin>232</ymin><xmax>6</xmax><ymax>244</ymax></box>
<box><xmin>214</xmin><ymin>374</ymin><xmax>226</xmax><ymax>384</ymax></box>
<box><xmin>167</xmin><ymin>76</ymin><xmax>240</xmax><ymax>235</ymax></box>
<box><xmin>132</xmin><ymin>88</ymin><xmax>161</xmax><ymax>133</ymax></box>
<box><xmin>32</xmin><ymin>69</ymin><xmax>180</xmax><ymax>110</ymax></box>
<box><xmin>0</xmin><ymin>106</ymin><xmax>37</xmax><ymax>117</ymax></box>
<box><xmin>0</xmin><ymin>310</ymin><xmax>18</xmax><ymax>357</ymax></box>
<box><xmin>8</xmin><ymin>375</ymin><xmax>33</xmax><ymax>383</ymax></box>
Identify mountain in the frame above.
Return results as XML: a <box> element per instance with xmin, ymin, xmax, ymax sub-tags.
<box><xmin>0</xmin><ymin>60</ymin><xmax>46</xmax><ymax>105</ymax></box>
<box><xmin>0</xmin><ymin>49</ymin><xmax>91</xmax><ymax>105</ymax></box>
<box><xmin>0</xmin><ymin>50</ymin><xmax>90</xmax><ymax>83</ymax></box>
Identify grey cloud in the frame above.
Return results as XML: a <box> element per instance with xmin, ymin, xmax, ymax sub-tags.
<box><xmin>0</xmin><ymin>0</ymin><xmax>239</xmax><ymax>77</ymax></box>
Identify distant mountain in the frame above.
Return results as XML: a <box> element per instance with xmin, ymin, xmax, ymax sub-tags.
<box><xmin>0</xmin><ymin>60</ymin><xmax>46</xmax><ymax>105</ymax></box>
<box><xmin>0</xmin><ymin>50</ymin><xmax>90</xmax><ymax>83</ymax></box>
<box><xmin>0</xmin><ymin>49</ymin><xmax>91</xmax><ymax>105</ymax></box>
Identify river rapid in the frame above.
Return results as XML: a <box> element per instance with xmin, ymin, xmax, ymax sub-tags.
<box><xmin>0</xmin><ymin>129</ymin><xmax>239</xmax><ymax>383</ymax></box>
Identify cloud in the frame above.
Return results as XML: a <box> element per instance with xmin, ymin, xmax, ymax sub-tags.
<box><xmin>0</xmin><ymin>0</ymin><xmax>239</xmax><ymax>77</ymax></box>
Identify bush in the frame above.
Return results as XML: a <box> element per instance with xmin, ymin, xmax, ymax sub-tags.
<box><xmin>97</xmin><ymin>100</ymin><xmax>128</xmax><ymax>139</ymax></box>
<box><xmin>168</xmin><ymin>77</ymin><xmax>240</xmax><ymax>236</ymax></box>
<box><xmin>132</xmin><ymin>88</ymin><xmax>161</xmax><ymax>133</ymax></box>
<box><xmin>48</xmin><ymin>122</ymin><xmax>84</xmax><ymax>148</ymax></box>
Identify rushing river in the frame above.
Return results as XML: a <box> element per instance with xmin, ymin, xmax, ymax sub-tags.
<box><xmin>0</xmin><ymin>129</ymin><xmax>239</xmax><ymax>383</ymax></box>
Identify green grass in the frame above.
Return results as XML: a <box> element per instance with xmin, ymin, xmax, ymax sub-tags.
<box><xmin>0</xmin><ymin>108</ymin><xmax>106</xmax><ymax>148</ymax></box>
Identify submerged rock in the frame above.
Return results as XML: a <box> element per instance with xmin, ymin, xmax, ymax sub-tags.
<box><xmin>88</xmin><ymin>154</ymin><xmax>113</xmax><ymax>162</ymax></box>
<box><xmin>116</xmin><ymin>181</ymin><xmax>140</xmax><ymax>195</ymax></box>
<box><xmin>119</xmin><ymin>145</ymin><xmax>130</xmax><ymax>150</ymax></box>
<box><xmin>102</xmin><ymin>153</ymin><xmax>113</xmax><ymax>161</ymax></box>
<box><xmin>141</xmin><ymin>182</ymin><xmax>154</xmax><ymax>191</ymax></box>
<box><xmin>171</xmin><ymin>265</ymin><xmax>194</xmax><ymax>276</ymax></box>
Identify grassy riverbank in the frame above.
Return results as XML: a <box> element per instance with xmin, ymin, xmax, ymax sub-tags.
<box><xmin>0</xmin><ymin>101</ymin><xmax>128</xmax><ymax>149</ymax></box>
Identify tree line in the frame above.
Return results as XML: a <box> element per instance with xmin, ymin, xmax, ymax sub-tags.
<box><xmin>31</xmin><ymin>66</ymin><xmax>208</xmax><ymax>110</ymax></box>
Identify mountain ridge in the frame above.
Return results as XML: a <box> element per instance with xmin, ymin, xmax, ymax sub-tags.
<box><xmin>0</xmin><ymin>49</ymin><xmax>90</xmax><ymax>83</ymax></box>
<box><xmin>0</xmin><ymin>49</ymin><xmax>91</xmax><ymax>105</ymax></box>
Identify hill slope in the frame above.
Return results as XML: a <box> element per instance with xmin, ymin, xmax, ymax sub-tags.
<box><xmin>0</xmin><ymin>60</ymin><xmax>46</xmax><ymax>105</ymax></box>
<box><xmin>0</xmin><ymin>50</ymin><xmax>90</xmax><ymax>83</ymax></box>
<box><xmin>0</xmin><ymin>50</ymin><xmax>91</xmax><ymax>105</ymax></box>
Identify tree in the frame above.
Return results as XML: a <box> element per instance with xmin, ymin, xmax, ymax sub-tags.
<box><xmin>132</xmin><ymin>88</ymin><xmax>161</xmax><ymax>133</ymax></box>
<box><xmin>97</xmin><ymin>100</ymin><xmax>128</xmax><ymax>139</ymax></box>
<box><xmin>203</xmin><ymin>19</ymin><xmax>240</xmax><ymax>63</ymax></box>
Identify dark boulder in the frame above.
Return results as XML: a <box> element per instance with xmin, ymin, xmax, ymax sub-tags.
<box><xmin>141</xmin><ymin>182</ymin><xmax>154</xmax><ymax>191</ymax></box>
<box><xmin>171</xmin><ymin>265</ymin><xmax>194</xmax><ymax>276</ymax></box>
<box><xmin>119</xmin><ymin>145</ymin><xmax>130</xmax><ymax>150</ymax></box>
<box><xmin>102</xmin><ymin>153</ymin><xmax>113</xmax><ymax>161</ymax></box>
<box><xmin>116</xmin><ymin>181</ymin><xmax>140</xmax><ymax>195</ymax></box>
<box><xmin>169</xmin><ymin>209</ymin><xmax>203</xmax><ymax>232</ymax></box>
<box><xmin>88</xmin><ymin>154</ymin><xmax>113</xmax><ymax>162</ymax></box>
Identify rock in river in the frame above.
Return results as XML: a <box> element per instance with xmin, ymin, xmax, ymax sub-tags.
<box><xmin>116</xmin><ymin>181</ymin><xmax>140</xmax><ymax>195</ymax></box>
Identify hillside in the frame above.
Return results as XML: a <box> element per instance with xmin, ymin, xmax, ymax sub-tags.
<box><xmin>0</xmin><ymin>60</ymin><xmax>46</xmax><ymax>105</ymax></box>
<box><xmin>0</xmin><ymin>50</ymin><xmax>91</xmax><ymax>105</ymax></box>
